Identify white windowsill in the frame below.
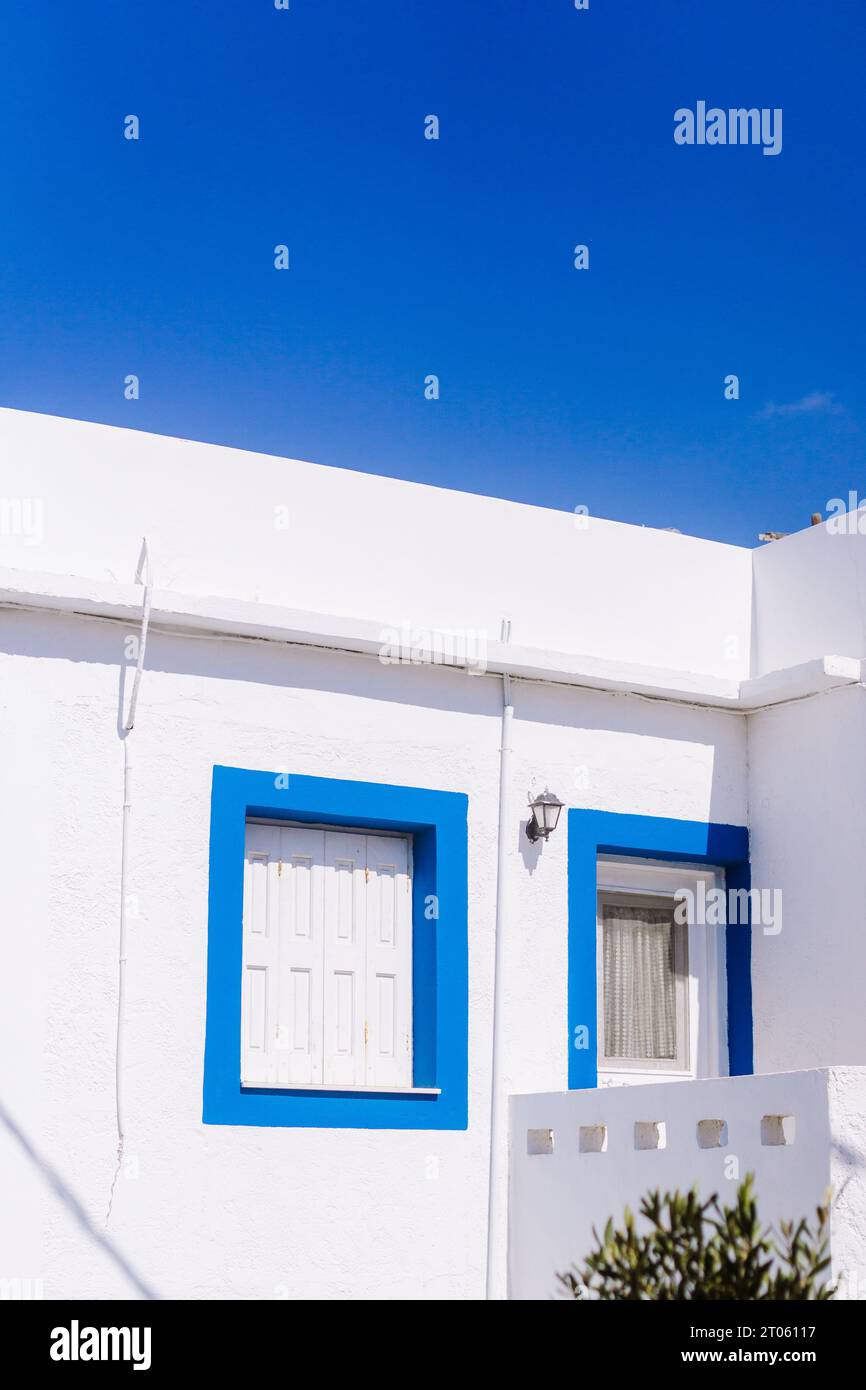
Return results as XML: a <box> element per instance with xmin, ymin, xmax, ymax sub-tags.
<box><xmin>241</xmin><ymin>1081</ymin><xmax>441</xmax><ymax>1095</ymax></box>
<box><xmin>599</xmin><ymin>1069</ymin><xmax>697</xmax><ymax>1087</ymax></box>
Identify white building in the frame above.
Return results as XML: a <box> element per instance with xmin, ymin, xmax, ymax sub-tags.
<box><xmin>0</xmin><ymin>407</ymin><xmax>864</xmax><ymax>1300</ymax></box>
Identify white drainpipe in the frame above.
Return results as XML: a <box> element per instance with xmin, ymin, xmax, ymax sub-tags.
<box><xmin>485</xmin><ymin>619</ymin><xmax>513</xmax><ymax>1298</ymax></box>
<box><xmin>106</xmin><ymin>539</ymin><xmax>152</xmax><ymax>1223</ymax></box>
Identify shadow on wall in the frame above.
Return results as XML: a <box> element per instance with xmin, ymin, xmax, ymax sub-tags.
<box><xmin>518</xmin><ymin>819</ymin><xmax>542</xmax><ymax>875</ymax></box>
<box><xmin>0</xmin><ymin>605</ymin><xmax>746</xmax><ymax>752</ymax></box>
<box><xmin>0</xmin><ymin>1097</ymin><xmax>158</xmax><ymax>1300</ymax></box>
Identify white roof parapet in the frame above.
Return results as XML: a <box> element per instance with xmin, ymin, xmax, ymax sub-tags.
<box><xmin>0</xmin><ymin>565</ymin><xmax>861</xmax><ymax>712</ymax></box>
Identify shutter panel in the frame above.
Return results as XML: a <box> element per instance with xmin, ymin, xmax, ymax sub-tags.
<box><xmin>276</xmin><ymin>827</ymin><xmax>325</xmax><ymax>1083</ymax></box>
<box><xmin>243</xmin><ymin>824</ymin><xmax>413</xmax><ymax>1092</ymax></box>
<box><xmin>241</xmin><ymin>825</ymin><xmax>281</xmax><ymax>1086</ymax></box>
<box><xmin>322</xmin><ymin>831</ymin><xmax>366</xmax><ymax>1086</ymax></box>
<box><xmin>365</xmin><ymin>834</ymin><xmax>412</xmax><ymax>1088</ymax></box>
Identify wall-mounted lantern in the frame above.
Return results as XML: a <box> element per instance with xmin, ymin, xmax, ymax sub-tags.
<box><xmin>525</xmin><ymin>789</ymin><xmax>564</xmax><ymax>843</ymax></box>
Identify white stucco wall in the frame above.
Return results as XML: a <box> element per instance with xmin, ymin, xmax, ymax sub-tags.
<box><xmin>0</xmin><ymin>408</ymin><xmax>752</xmax><ymax>681</ymax></box>
<box><xmin>751</xmin><ymin>515</ymin><xmax>866</xmax><ymax>677</ymax></box>
<box><xmin>748</xmin><ymin>682</ymin><xmax>866</xmax><ymax>1075</ymax></box>
<box><xmin>0</xmin><ymin>601</ymin><xmax>745</xmax><ymax>1300</ymax></box>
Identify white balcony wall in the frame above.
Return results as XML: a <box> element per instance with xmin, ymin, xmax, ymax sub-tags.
<box><xmin>509</xmin><ymin>1067</ymin><xmax>866</xmax><ymax>1300</ymax></box>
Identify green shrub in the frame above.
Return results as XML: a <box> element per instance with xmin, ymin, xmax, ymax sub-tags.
<box><xmin>557</xmin><ymin>1175</ymin><xmax>832</xmax><ymax>1300</ymax></box>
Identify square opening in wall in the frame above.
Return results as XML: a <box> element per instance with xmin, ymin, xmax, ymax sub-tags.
<box><xmin>697</xmin><ymin>1118</ymin><xmax>728</xmax><ymax>1149</ymax></box>
<box><xmin>527</xmin><ymin>1128</ymin><xmax>554</xmax><ymax>1155</ymax></box>
<box><xmin>579</xmin><ymin>1124</ymin><xmax>608</xmax><ymax>1153</ymax></box>
<box><xmin>761</xmin><ymin>1114</ymin><xmax>795</xmax><ymax>1147</ymax></box>
<box><xmin>634</xmin><ymin>1120</ymin><xmax>666</xmax><ymax>1151</ymax></box>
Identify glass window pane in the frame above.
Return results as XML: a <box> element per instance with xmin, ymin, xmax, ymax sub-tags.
<box><xmin>602</xmin><ymin>902</ymin><xmax>681</xmax><ymax>1061</ymax></box>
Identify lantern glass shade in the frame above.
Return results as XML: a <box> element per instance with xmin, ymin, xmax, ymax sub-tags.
<box><xmin>538</xmin><ymin>796</ymin><xmax>562</xmax><ymax>835</ymax></box>
<box><xmin>527</xmin><ymin>789</ymin><xmax>564</xmax><ymax>841</ymax></box>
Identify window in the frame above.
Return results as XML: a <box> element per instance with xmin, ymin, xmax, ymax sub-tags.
<box><xmin>599</xmin><ymin>893</ymin><xmax>689</xmax><ymax>1072</ymax></box>
<box><xmin>204</xmin><ymin>765</ymin><xmax>468</xmax><ymax>1129</ymax></box>
<box><xmin>242</xmin><ymin>824</ymin><xmax>412</xmax><ymax>1091</ymax></box>
<box><xmin>596</xmin><ymin>857</ymin><xmax>727</xmax><ymax>1084</ymax></box>
<box><xmin>567</xmin><ymin>809</ymin><xmax>751</xmax><ymax>1090</ymax></box>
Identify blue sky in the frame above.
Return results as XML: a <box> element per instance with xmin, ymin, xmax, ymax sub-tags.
<box><xmin>1</xmin><ymin>1</ymin><xmax>864</xmax><ymax>546</ymax></box>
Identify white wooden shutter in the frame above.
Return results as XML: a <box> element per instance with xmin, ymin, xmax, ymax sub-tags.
<box><xmin>275</xmin><ymin>826</ymin><xmax>325</xmax><ymax>1084</ymax></box>
<box><xmin>242</xmin><ymin>825</ymin><xmax>326</xmax><ymax>1085</ymax></box>
<box><xmin>242</xmin><ymin>824</ymin><xmax>412</xmax><ymax>1090</ymax></box>
<box><xmin>322</xmin><ymin>831</ymin><xmax>367</xmax><ymax>1087</ymax></box>
<box><xmin>241</xmin><ymin>825</ymin><xmax>281</xmax><ymax>1086</ymax></box>
<box><xmin>365</xmin><ymin>834</ymin><xmax>412</xmax><ymax>1088</ymax></box>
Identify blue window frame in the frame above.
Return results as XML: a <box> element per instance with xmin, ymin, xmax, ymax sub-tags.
<box><xmin>203</xmin><ymin>766</ymin><xmax>468</xmax><ymax>1129</ymax></box>
<box><xmin>568</xmin><ymin>810</ymin><xmax>753</xmax><ymax>1089</ymax></box>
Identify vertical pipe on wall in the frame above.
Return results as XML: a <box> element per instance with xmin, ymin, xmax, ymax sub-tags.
<box><xmin>106</xmin><ymin>539</ymin><xmax>152</xmax><ymax>1225</ymax></box>
<box><xmin>114</xmin><ymin>744</ymin><xmax>133</xmax><ymax>1148</ymax></box>
<box><xmin>485</xmin><ymin>618</ymin><xmax>513</xmax><ymax>1299</ymax></box>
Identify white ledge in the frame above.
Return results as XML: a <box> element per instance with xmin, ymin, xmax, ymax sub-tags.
<box><xmin>0</xmin><ymin>565</ymin><xmax>862</xmax><ymax>711</ymax></box>
<box><xmin>240</xmin><ymin>1082</ymin><xmax>441</xmax><ymax>1096</ymax></box>
<box><xmin>738</xmin><ymin>654</ymin><xmax>863</xmax><ymax>709</ymax></box>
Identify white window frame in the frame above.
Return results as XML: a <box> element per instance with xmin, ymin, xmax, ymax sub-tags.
<box><xmin>596</xmin><ymin>856</ymin><xmax>728</xmax><ymax>1086</ymax></box>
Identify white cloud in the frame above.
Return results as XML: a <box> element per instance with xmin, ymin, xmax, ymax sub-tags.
<box><xmin>760</xmin><ymin>391</ymin><xmax>844</xmax><ymax>419</ymax></box>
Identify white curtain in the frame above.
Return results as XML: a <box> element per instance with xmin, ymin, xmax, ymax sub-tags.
<box><xmin>602</xmin><ymin>904</ymin><xmax>677</xmax><ymax>1061</ymax></box>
